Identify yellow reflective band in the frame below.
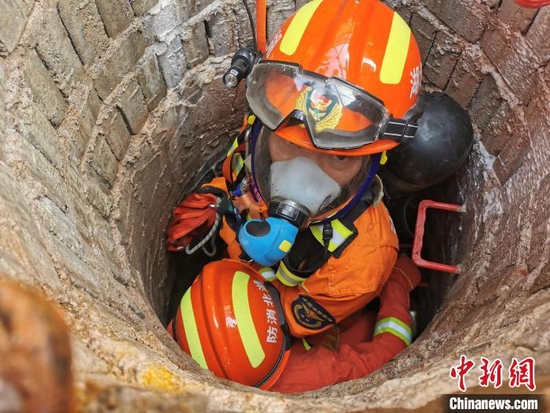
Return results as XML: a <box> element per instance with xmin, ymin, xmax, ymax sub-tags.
<box><xmin>310</xmin><ymin>220</ymin><xmax>353</xmax><ymax>252</ymax></box>
<box><xmin>232</xmin><ymin>153</ymin><xmax>245</xmax><ymax>176</ymax></box>
<box><xmin>259</xmin><ymin>267</ymin><xmax>276</xmax><ymax>281</ymax></box>
<box><xmin>232</xmin><ymin>271</ymin><xmax>265</xmax><ymax>368</ymax></box>
<box><xmin>226</xmin><ymin>137</ymin><xmax>240</xmax><ymax>156</ymax></box>
<box><xmin>180</xmin><ymin>291</ymin><xmax>208</xmax><ymax>369</ymax></box>
<box><xmin>280</xmin><ymin>0</ymin><xmax>322</xmax><ymax>56</ymax></box>
<box><xmin>380</xmin><ymin>12</ymin><xmax>411</xmax><ymax>85</ymax></box>
<box><xmin>380</xmin><ymin>151</ymin><xmax>388</xmax><ymax>165</ymax></box>
<box><xmin>276</xmin><ymin>261</ymin><xmax>306</xmax><ymax>287</ymax></box>
<box><xmin>374</xmin><ymin>316</ymin><xmax>412</xmax><ymax>346</ymax></box>
<box><xmin>278</xmin><ymin>239</ymin><xmax>292</xmax><ymax>253</ymax></box>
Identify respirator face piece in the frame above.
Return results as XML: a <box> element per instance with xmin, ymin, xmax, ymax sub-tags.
<box><xmin>238</xmin><ymin>125</ymin><xmax>373</xmax><ymax>267</ymax></box>
<box><xmin>253</xmin><ymin>126</ymin><xmax>372</xmax><ymax>223</ymax></box>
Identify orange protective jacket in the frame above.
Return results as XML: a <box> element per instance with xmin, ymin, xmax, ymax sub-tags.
<box><xmin>270</xmin><ymin>255</ymin><xmax>419</xmax><ymax>393</ymax></box>
<box><xmin>204</xmin><ymin>175</ymin><xmax>399</xmax><ymax>338</ymax></box>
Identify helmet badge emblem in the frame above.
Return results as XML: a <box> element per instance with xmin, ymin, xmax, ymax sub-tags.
<box><xmin>296</xmin><ymin>87</ymin><xmax>343</xmax><ymax>132</ymax></box>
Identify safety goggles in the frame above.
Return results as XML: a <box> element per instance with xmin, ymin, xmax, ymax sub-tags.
<box><xmin>246</xmin><ymin>61</ymin><xmax>418</xmax><ymax>150</ymax></box>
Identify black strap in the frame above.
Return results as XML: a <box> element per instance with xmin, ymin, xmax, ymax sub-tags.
<box><xmin>382</xmin><ymin>118</ymin><xmax>418</xmax><ymax>141</ymax></box>
<box><xmin>281</xmin><ymin>190</ymin><xmax>374</xmax><ymax>277</ymax></box>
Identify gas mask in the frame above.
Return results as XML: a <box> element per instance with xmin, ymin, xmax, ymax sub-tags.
<box><xmin>238</xmin><ymin>125</ymin><xmax>375</xmax><ymax>267</ymax></box>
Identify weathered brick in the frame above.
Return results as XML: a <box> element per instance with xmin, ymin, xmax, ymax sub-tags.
<box><xmin>117</xmin><ymin>78</ymin><xmax>148</xmax><ymax>135</ymax></box>
<box><xmin>208</xmin><ymin>9</ymin><xmax>238</xmax><ymax>57</ymax></box>
<box><xmin>526</xmin><ymin>175</ymin><xmax>550</xmax><ymax>271</ymax></box>
<box><xmin>0</xmin><ymin>1</ymin><xmax>28</xmax><ymax>55</ymax></box>
<box><xmin>130</xmin><ymin>0</ymin><xmax>159</xmax><ymax>15</ymax></box>
<box><xmin>58</xmin><ymin>0</ymin><xmax>110</xmax><ymax>66</ymax></box>
<box><xmin>470</xmin><ymin>74</ymin><xmax>503</xmax><ymax>132</ymax></box>
<box><xmin>524</xmin><ymin>90</ymin><xmax>550</xmax><ymax>168</ymax></box>
<box><xmin>32</xmin><ymin>8</ymin><xmax>84</xmax><ymax>97</ymax></box>
<box><xmin>88</xmin><ymin>136</ymin><xmax>119</xmax><ymax>186</ymax></box>
<box><xmin>422</xmin><ymin>0</ymin><xmax>444</xmax><ymax>15</ymax></box>
<box><xmin>32</xmin><ymin>196</ymin><xmax>85</xmax><ymax>257</ymax></box>
<box><xmin>488</xmin><ymin>103</ymin><xmax>531</xmax><ymax>185</ymax></box>
<box><xmin>23</xmin><ymin>50</ymin><xmax>67</xmax><ymax>127</ymax></box>
<box><xmin>15</xmin><ymin>0</ymin><xmax>35</xmax><ymax>14</ymax></box>
<box><xmin>0</xmin><ymin>62</ymin><xmax>4</xmax><ymax>138</ymax></box>
<box><xmin>445</xmin><ymin>53</ymin><xmax>483</xmax><ymax>107</ymax></box>
<box><xmin>439</xmin><ymin>0</ymin><xmax>487</xmax><ymax>43</ymax></box>
<box><xmin>182</xmin><ymin>22</ymin><xmax>210</xmax><ymax>69</ymax></box>
<box><xmin>150</xmin><ymin>1</ymin><xmax>188</xmax><ymax>42</ymax></box>
<box><xmin>498</xmin><ymin>0</ymin><xmax>538</xmax><ymax>33</ymax></box>
<box><xmin>423</xmin><ymin>31</ymin><xmax>461</xmax><ymax>89</ymax></box>
<box><xmin>3</xmin><ymin>129</ymin><xmax>68</xmax><ymax>212</ymax></box>
<box><xmin>234</xmin><ymin>2</ymin><xmax>255</xmax><ymax>47</ymax></box>
<box><xmin>480</xmin><ymin>102</ymin><xmax>511</xmax><ymax>156</ymax></box>
<box><xmin>481</xmin><ymin>27</ymin><xmax>538</xmax><ymax>105</ymax></box>
<box><xmin>493</xmin><ymin>111</ymin><xmax>531</xmax><ymax>185</ymax></box>
<box><xmin>57</xmin><ymin>115</ymin><xmax>90</xmax><ymax>163</ymax></box>
<box><xmin>15</xmin><ymin>107</ymin><xmax>63</xmax><ymax>168</ymax></box>
<box><xmin>137</xmin><ymin>54</ymin><xmax>167</xmax><ymax>111</ymax></box>
<box><xmin>157</xmin><ymin>35</ymin><xmax>187</xmax><ymax>88</ymax></box>
<box><xmin>0</xmin><ymin>163</ymin><xmax>62</xmax><ymax>289</ymax></box>
<box><xmin>99</xmin><ymin>107</ymin><xmax>131</xmax><ymax>161</ymax></box>
<box><xmin>95</xmin><ymin>0</ymin><xmax>134</xmax><ymax>38</ymax></box>
<box><xmin>189</xmin><ymin>0</ymin><xmax>220</xmax><ymax>16</ymax></box>
<box><xmin>410</xmin><ymin>13</ymin><xmax>436</xmax><ymax>63</ymax></box>
<box><xmin>94</xmin><ymin>30</ymin><xmax>146</xmax><ymax>100</ymax></box>
<box><xmin>81</xmin><ymin>175</ymin><xmax>114</xmax><ymax>219</ymax></box>
<box><xmin>525</xmin><ymin>7</ymin><xmax>550</xmax><ymax>65</ymax></box>
<box><xmin>78</xmin><ymin>89</ymin><xmax>103</xmax><ymax>143</ymax></box>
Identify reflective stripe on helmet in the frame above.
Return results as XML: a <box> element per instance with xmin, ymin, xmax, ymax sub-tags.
<box><xmin>309</xmin><ymin>219</ymin><xmax>354</xmax><ymax>252</ymax></box>
<box><xmin>380</xmin><ymin>12</ymin><xmax>411</xmax><ymax>85</ymax></box>
<box><xmin>279</xmin><ymin>0</ymin><xmax>322</xmax><ymax>56</ymax></box>
<box><xmin>232</xmin><ymin>271</ymin><xmax>266</xmax><ymax>368</ymax></box>
<box><xmin>276</xmin><ymin>260</ymin><xmax>307</xmax><ymax>287</ymax></box>
<box><xmin>180</xmin><ymin>291</ymin><xmax>208</xmax><ymax>369</ymax></box>
<box><xmin>373</xmin><ymin>316</ymin><xmax>412</xmax><ymax>346</ymax></box>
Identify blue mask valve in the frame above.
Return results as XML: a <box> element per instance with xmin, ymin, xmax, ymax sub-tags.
<box><xmin>237</xmin><ymin>217</ymin><xmax>299</xmax><ymax>267</ymax></box>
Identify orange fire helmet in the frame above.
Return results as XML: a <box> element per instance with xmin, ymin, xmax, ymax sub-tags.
<box><xmin>246</xmin><ymin>0</ymin><xmax>422</xmax><ymax>156</ymax></box>
<box><xmin>168</xmin><ymin>259</ymin><xmax>291</xmax><ymax>389</ymax></box>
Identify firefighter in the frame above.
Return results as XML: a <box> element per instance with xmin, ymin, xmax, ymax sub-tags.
<box><xmin>167</xmin><ymin>0</ymin><xmax>434</xmax><ymax>392</ymax></box>
<box><xmin>168</xmin><ymin>0</ymin><xmax>423</xmax><ymax>340</ymax></box>
<box><xmin>167</xmin><ymin>256</ymin><xmax>419</xmax><ymax>392</ymax></box>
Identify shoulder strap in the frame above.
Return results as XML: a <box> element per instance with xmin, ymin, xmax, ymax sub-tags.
<box><xmin>275</xmin><ymin>177</ymin><xmax>385</xmax><ymax>283</ymax></box>
<box><xmin>221</xmin><ymin>116</ymin><xmax>255</xmax><ymax>188</ymax></box>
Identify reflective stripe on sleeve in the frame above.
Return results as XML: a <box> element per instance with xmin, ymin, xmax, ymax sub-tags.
<box><xmin>373</xmin><ymin>316</ymin><xmax>412</xmax><ymax>346</ymax></box>
<box><xmin>275</xmin><ymin>260</ymin><xmax>307</xmax><ymax>287</ymax></box>
<box><xmin>259</xmin><ymin>267</ymin><xmax>277</xmax><ymax>281</ymax></box>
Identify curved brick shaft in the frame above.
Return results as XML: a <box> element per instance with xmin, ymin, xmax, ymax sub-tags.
<box><xmin>0</xmin><ymin>281</ymin><xmax>74</xmax><ymax>413</ymax></box>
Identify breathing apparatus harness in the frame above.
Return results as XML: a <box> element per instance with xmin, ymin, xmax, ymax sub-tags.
<box><xmin>214</xmin><ymin>116</ymin><xmax>382</xmax><ymax>278</ymax></box>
